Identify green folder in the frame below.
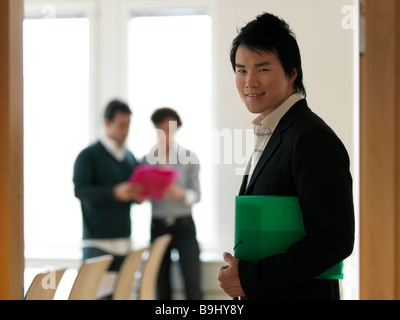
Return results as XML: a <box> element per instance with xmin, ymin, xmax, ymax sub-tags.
<box><xmin>234</xmin><ymin>195</ymin><xmax>343</xmax><ymax>280</ymax></box>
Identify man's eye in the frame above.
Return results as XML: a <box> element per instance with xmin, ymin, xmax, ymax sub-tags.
<box><xmin>259</xmin><ymin>69</ymin><xmax>270</xmax><ymax>72</ymax></box>
<box><xmin>236</xmin><ymin>69</ymin><xmax>246</xmax><ymax>73</ymax></box>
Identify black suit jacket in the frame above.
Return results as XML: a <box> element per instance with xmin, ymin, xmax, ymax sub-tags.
<box><xmin>237</xmin><ymin>99</ymin><xmax>355</xmax><ymax>300</ymax></box>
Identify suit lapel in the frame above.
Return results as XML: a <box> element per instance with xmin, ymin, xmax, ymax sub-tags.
<box><xmin>243</xmin><ymin>99</ymin><xmax>309</xmax><ymax>194</ymax></box>
<box><xmin>238</xmin><ymin>154</ymin><xmax>252</xmax><ymax>195</ymax></box>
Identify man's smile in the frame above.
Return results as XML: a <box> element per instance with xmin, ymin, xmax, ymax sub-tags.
<box><xmin>245</xmin><ymin>92</ymin><xmax>266</xmax><ymax>98</ymax></box>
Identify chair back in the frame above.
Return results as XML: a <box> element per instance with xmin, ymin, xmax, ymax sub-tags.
<box><xmin>138</xmin><ymin>234</ymin><xmax>172</xmax><ymax>300</ymax></box>
<box><xmin>25</xmin><ymin>268</ymin><xmax>67</xmax><ymax>300</ymax></box>
<box><xmin>68</xmin><ymin>255</ymin><xmax>113</xmax><ymax>300</ymax></box>
<box><xmin>112</xmin><ymin>247</ymin><xmax>148</xmax><ymax>300</ymax></box>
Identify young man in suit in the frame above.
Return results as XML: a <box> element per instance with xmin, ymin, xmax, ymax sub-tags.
<box><xmin>217</xmin><ymin>13</ymin><xmax>355</xmax><ymax>299</ymax></box>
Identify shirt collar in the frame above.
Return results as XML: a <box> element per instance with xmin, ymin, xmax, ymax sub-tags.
<box><xmin>99</xmin><ymin>134</ymin><xmax>126</xmax><ymax>162</ymax></box>
<box><xmin>252</xmin><ymin>92</ymin><xmax>304</xmax><ymax>132</ymax></box>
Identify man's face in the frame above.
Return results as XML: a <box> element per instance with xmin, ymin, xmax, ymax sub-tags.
<box><xmin>235</xmin><ymin>45</ymin><xmax>297</xmax><ymax>118</ymax></box>
<box><xmin>155</xmin><ymin>117</ymin><xmax>178</xmax><ymax>149</ymax></box>
<box><xmin>105</xmin><ymin>111</ymin><xmax>131</xmax><ymax>146</ymax></box>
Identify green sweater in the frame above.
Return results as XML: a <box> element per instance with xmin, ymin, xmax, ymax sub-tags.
<box><xmin>73</xmin><ymin>141</ymin><xmax>138</xmax><ymax>239</ymax></box>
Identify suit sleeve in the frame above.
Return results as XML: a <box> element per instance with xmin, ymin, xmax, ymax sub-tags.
<box><xmin>238</xmin><ymin>128</ymin><xmax>355</xmax><ymax>298</ymax></box>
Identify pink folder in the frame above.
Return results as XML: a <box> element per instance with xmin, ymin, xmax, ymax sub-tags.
<box><xmin>129</xmin><ymin>165</ymin><xmax>180</xmax><ymax>199</ymax></box>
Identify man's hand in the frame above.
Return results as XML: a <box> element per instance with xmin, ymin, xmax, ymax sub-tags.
<box><xmin>217</xmin><ymin>252</ymin><xmax>245</xmax><ymax>298</ymax></box>
<box><xmin>113</xmin><ymin>182</ymin><xmax>146</xmax><ymax>203</ymax></box>
<box><xmin>131</xmin><ymin>182</ymin><xmax>147</xmax><ymax>203</ymax></box>
<box><xmin>163</xmin><ymin>185</ymin><xmax>185</xmax><ymax>201</ymax></box>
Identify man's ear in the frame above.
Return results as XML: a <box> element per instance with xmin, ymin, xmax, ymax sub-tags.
<box><xmin>289</xmin><ymin>67</ymin><xmax>298</xmax><ymax>83</ymax></box>
<box><xmin>104</xmin><ymin>119</ymin><xmax>111</xmax><ymax>128</ymax></box>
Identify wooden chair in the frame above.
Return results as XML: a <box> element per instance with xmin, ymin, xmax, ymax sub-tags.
<box><xmin>68</xmin><ymin>255</ymin><xmax>113</xmax><ymax>300</ymax></box>
<box><xmin>138</xmin><ymin>234</ymin><xmax>172</xmax><ymax>300</ymax></box>
<box><xmin>25</xmin><ymin>267</ymin><xmax>67</xmax><ymax>300</ymax></box>
<box><xmin>112</xmin><ymin>247</ymin><xmax>148</xmax><ymax>300</ymax></box>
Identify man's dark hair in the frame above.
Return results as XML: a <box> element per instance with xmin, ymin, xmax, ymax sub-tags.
<box><xmin>151</xmin><ymin>107</ymin><xmax>182</xmax><ymax>128</ymax></box>
<box><xmin>104</xmin><ymin>99</ymin><xmax>132</xmax><ymax>121</ymax></box>
<box><xmin>230</xmin><ymin>12</ymin><xmax>306</xmax><ymax>97</ymax></box>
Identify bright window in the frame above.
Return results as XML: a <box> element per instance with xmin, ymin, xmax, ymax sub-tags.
<box><xmin>127</xmin><ymin>14</ymin><xmax>213</xmax><ymax>248</ymax></box>
<box><xmin>23</xmin><ymin>18</ymin><xmax>90</xmax><ymax>257</ymax></box>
